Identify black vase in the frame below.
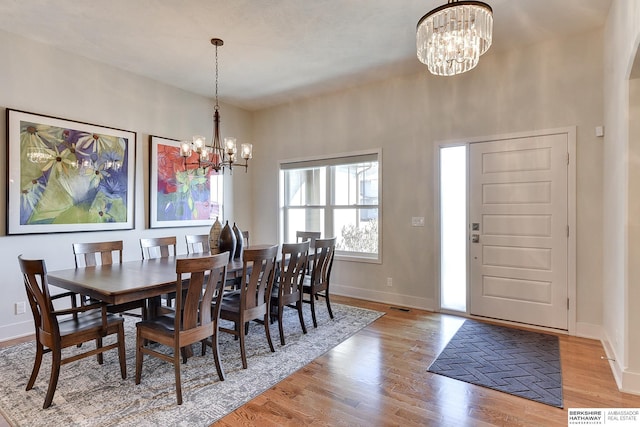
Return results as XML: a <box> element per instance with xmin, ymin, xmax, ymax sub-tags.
<box><xmin>218</xmin><ymin>220</ymin><xmax>236</xmax><ymax>262</ymax></box>
<box><xmin>232</xmin><ymin>222</ymin><xmax>244</xmax><ymax>260</ymax></box>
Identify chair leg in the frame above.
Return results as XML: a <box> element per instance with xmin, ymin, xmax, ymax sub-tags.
<box><xmin>310</xmin><ymin>292</ymin><xmax>318</xmax><ymax>328</ymax></box>
<box><xmin>239</xmin><ymin>322</ymin><xmax>248</xmax><ymax>369</ymax></box>
<box><xmin>96</xmin><ymin>337</ymin><xmax>104</xmax><ymax>364</ymax></box>
<box><xmin>135</xmin><ymin>328</ymin><xmax>144</xmax><ymax>385</ymax></box>
<box><xmin>43</xmin><ymin>348</ymin><xmax>62</xmax><ymax>409</ymax></box>
<box><xmin>117</xmin><ymin>324</ymin><xmax>127</xmax><ymax>379</ymax></box>
<box><xmin>26</xmin><ymin>342</ymin><xmax>44</xmax><ymax>391</ymax></box>
<box><xmin>278</xmin><ymin>306</ymin><xmax>285</xmax><ymax>346</ymax></box>
<box><xmin>264</xmin><ymin>314</ymin><xmax>275</xmax><ymax>353</ymax></box>
<box><xmin>297</xmin><ymin>300</ymin><xmax>307</xmax><ymax>334</ymax></box>
<box><xmin>211</xmin><ymin>327</ymin><xmax>225</xmax><ymax>381</ymax></box>
<box><xmin>174</xmin><ymin>348</ymin><xmax>183</xmax><ymax>405</ymax></box>
<box><xmin>325</xmin><ymin>292</ymin><xmax>334</xmax><ymax>319</ymax></box>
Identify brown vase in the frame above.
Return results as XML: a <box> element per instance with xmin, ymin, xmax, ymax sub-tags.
<box><xmin>218</xmin><ymin>220</ymin><xmax>236</xmax><ymax>262</ymax></box>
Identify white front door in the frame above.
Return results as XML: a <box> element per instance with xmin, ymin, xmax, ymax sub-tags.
<box><xmin>469</xmin><ymin>133</ymin><xmax>568</xmax><ymax>330</ymax></box>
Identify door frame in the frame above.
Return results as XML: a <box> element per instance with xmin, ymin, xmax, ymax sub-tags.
<box><xmin>434</xmin><ymin>126</ymin><xmax>576</xmax><ymax>334</ymax></box>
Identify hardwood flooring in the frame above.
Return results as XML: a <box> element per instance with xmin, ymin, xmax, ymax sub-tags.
<box><xmin>2</xmin><ymin>296</ymin><xmax>640</xmax><ymax>426</ymax></box>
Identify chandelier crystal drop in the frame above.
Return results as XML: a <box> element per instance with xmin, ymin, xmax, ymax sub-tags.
<box><xmin>416</xmin><ymin>0</ymin><xmax>493</xmax><ymax>76</ymax></box>
<box><xmin>180</xmin><ymin>38</ymin><xmax>252</xmax><ymax>173</ymax></box>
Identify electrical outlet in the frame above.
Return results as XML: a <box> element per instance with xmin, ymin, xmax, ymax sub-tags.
<box><xmin>15</xmin><ymin>301</ymin><xmax>26</xmax><ymax>315</ymax></box>
<box><xmin>411</xmin><ymin>217</ymin><xmax>425</xmax><ymax>227</ymax></box>
<box><xmin>387</xmin><ymin>277</ymin><xmax>393</xmax><ymax>287</ymax></box>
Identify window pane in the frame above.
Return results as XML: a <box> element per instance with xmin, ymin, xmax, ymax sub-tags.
<box><xmin>285</xmin><ymin>208</ymin><xmax>324</xmax><ymax>242</ymax></box>
<box><xmin>208</xmin><ymin>173</ymin><xmax>223</xmax><ymax>220</ymax></box>
<box><xmin>334</xmin><ymin>208</ymin><xmax>378</xmax><ymax>254</ymax></box>
<box><xmin>333</xmin><ymin>162</ymin><xmax>378</xmax><ymax>205</ymax></box>
<box><xmin>440</xmin><ymin>145</ymin><xmax>467</xmax><ymax>312</ymax></box>
<box><xmin>280</xmin><ymin>151</ymin><xmax>380</xmax><ymax>261</ymax></box>
<box><xmin>284</xmin><ymin>168</ymin><xmax>325</xmax><ymax>206</ymax></box>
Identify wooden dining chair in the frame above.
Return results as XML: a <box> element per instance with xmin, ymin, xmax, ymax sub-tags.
<box><xmin>73</xmin><ymin>240</ymin><xmax>123</xmax><ymax>267</ymax></box>
<box><xmin>185</xmin><ymin>234</ymin><xmax>210</xmax><ymax>254</ymax></box>
<box><xmin>135</xmin><ymin>253</ymin><xmax>228</xmax><ymax>405</ymax></box>
<box><xmin>72</xmin><ymin>240</ymin><xmax>146</xmax><ymax>317</ymax></box>
<box><xmin>302</xmin><ymin>237</ymin><xmax>337</xmax><ymax>328</ymax></box>
<box><xmin>219</xmin><ymin>245</ymin><xmax>278</xmax><ymax>369</ymax></box>
<box><xmin>296</xmin><ymin>230</ymin><xmax>320</xmax><ymax>245</ymax></box>
<box><xmin>270</xmin><ymin>241</ymin><xmax>309</xmax><ymax>345</ymax></box>
<box><xmin>18</xmin><ymin>255</ymin><xmax>127</xmax><ymax>409</ymax></box>
<box><xmin>140</xmin><ymin>236</ymin><xmax>177</xmax><ymax>259</ymax></box>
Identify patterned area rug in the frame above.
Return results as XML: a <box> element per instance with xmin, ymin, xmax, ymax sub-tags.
<box><xmin>0</xmin><ymin>303</ymin><xmax>383</xmax><ymax>426</ymax></box>
<box><xmin>427</xmin><ymin>320</ymin><xmax>563</xmax><ymax>408</ymax></box>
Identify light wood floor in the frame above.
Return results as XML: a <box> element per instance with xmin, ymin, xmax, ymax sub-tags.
<box><xmin>2</xmin><ymin>296</ymin><xmax>640</xmax><ymax>426</ymax></box>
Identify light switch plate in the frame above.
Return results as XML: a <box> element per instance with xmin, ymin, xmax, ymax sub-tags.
<box><xmin>411</xmin><ymin>217</ymin><xmax>425</xmax><ymax>227</ymax></box>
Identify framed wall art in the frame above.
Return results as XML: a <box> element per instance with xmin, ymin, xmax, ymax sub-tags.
<box><xmin>149</xmin><ymin>135</ymin><xmax>223</xmax><ymax>228</ymax></box>
<box><xmin>6</xmin><ymin>109</ymin><xmax>136</xmax><ymax>234</ymax></box>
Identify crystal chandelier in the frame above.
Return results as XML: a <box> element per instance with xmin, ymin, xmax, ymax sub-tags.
<box><xmin>416</xmin><ymin>1</ymin><xmax>493</xmax><ymax>76</ymax></box>
<box><xmin>180</xmin><ymin>38</ymin><xmax>252</xmax><ymax>173</ymax></box>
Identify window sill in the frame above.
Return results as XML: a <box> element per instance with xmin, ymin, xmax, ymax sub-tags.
<box><xmin>335</xmin><ymin>253</ymin><xmax>381</xmax><ymax>265</ymax></box>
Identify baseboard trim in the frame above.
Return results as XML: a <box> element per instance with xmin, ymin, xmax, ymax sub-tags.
<box><xmin>0</xmin><ymin>319</ymin><xmax>34</xmax><ymax>343</ymax></box>
<box><xmin>331</xmin><ymin>283</ymin><xmax>435</xmax><ymax>312</ymax></box>
<box><xmin>575</xmin><ymin>321</ymin><xmax>604</xmax><ymax>340</ymax></box>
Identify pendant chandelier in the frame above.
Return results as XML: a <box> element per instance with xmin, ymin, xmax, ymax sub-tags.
<box><xmin>416</xmin><ymin>0</ymin><xmax>493</xmax><ymax>76</ymax></box>
<box><xmin>180</xmin><ymin>38</ymin><xmax>252</xmax><ymax>173</ymax></box>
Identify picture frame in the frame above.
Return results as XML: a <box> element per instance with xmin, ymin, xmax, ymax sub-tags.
<box><xmin>6</xmin><ymin>109</ymin><xmax>136</xmax><ymax>234</ymax></box>
<box><xmin>149</xmin><ymin>135</ymin><xmax>223</xmax><ymax>228</ymax></box>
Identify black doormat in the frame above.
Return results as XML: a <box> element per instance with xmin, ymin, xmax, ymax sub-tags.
<box><xmin>428</xmin><ymin>320</ymin><xmax>563</xmax><ymax>408</ymax></box>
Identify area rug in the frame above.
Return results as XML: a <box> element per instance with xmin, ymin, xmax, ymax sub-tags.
<box><xmin>427</xmin><ymin>320</ymin><xmax>563</xmax><ymax>408</ymax></box>
<box><xmin>0</xmin><ymin>303</ymin><xmax>383</xmax><ymax>426</ymax></box>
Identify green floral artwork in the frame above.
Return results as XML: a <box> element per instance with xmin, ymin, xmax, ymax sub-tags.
<box><xmin>19</xmin><ymin>121</ymin><xmax>130</xmax><ymax>225</ymax></box>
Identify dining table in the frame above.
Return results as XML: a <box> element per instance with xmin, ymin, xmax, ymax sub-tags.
<box><xmin>46</xmin><ymin>252</ymin><xmax>247</xmax><ymax>317</ymax></box>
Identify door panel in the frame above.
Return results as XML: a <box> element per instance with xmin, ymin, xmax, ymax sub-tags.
<box><xmin>469</xmin><ymin>134</ymin><xmax>568</xmax><ymax>330</ymax></box>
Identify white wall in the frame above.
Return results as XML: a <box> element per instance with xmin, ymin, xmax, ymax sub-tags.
<box><xmin>250</xmin><ymin>29</ymin><xmax>605</xmax><ymax>329</ymax></box>
<box><xmin>0</xmin><ymin>30</ymin><xmax>253</xmax><ymax>340</ymax></box>
<box><xmin>603</xmin><ymin>0</ymin><xmax>640</xmax><ymax>392</ymax></box>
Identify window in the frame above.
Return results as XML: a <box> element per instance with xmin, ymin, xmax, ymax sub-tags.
<box><xmin>280</xmin><ymin>150</ymin><xmax>381</xmax><ymax>261</ymax></box>
<box><xmin>208</xmin><ymin>173</ymin><xmax>224</xmax><ymax>220</ymax></box>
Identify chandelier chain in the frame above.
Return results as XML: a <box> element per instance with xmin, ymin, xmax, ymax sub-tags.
<box><xmin>214</xmin><ymin>42</ymin><xmax>219</xmax><ymax>112</ymax></box>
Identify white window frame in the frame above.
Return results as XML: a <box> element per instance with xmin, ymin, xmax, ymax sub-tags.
<box><xmin>279</xmin><ymin>149</ymin><xmax>382</xmax><ymax>263</ymax></box>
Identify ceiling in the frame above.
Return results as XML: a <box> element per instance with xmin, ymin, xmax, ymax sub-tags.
<box><xmin>0</xmin><ymin>0</ymin><xmax>611</xmax><ymax>111</ymax></box>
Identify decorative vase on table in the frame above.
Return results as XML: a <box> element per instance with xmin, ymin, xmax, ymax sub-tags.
<box><xmin>209</xmin><ymin>217</ymin><xmax>222</xmax><ymax>254</ymax></box>
<box><xmin>232</xmin><ymin>222</ymin><xmax>244</xmax><ymax>260</ymax></box>
<box><xmin>218</xmin><ymin>220</ymin><xmax>236</xmax><ymax>262</ymax></box>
